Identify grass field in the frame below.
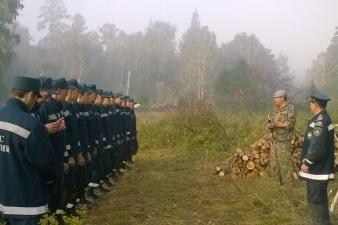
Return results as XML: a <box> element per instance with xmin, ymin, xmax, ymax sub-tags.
<box><xmin>84</xmin><ymin>106</ymin><xmax>338</xmax><ymax>225</ymax></box>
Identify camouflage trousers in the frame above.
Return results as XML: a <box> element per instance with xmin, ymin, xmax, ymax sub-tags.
<box><xmin>270</xmin><ymin>140</ymin><xmax>294</xmax><ymax>185</ymax></box>
<box><xmin>269</xmin><ymin>140</ymin><xmax>296</xmax><ymax>220</ymax></box>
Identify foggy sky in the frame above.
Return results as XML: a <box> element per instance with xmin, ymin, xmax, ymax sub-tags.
<box><xmin>18</xmin><ymin>0</ymin><xmax>338</xmax><ymax>84</ymax></box>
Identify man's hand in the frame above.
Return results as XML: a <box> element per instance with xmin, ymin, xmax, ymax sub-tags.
<box><xmin>64</xmin><ymin>163</ymin><xmax>69</xmax><ymax>172</ymax></box>
<box><xmin>68</xmin><ymin>156</ymin><xmax>76</xmax><ymax>167</ymax></box>
<box><xmin>301</xmin><ymin>164</ymin><xmax>309</xmax><ymax>173</ymax></box>
<box><xmin>56</xmin><ymin>117</ymin><xmax>66</xmax><ymax>131</ymax></box>
<box><xmin>45</xmin><ymin>122</ymin><xmax>59</xmax><ymax>134</ymax></box>
<box><xmin>77</xmin><ymin>153</ymin><xmax>86</xmax><ymax>166</ymax></box>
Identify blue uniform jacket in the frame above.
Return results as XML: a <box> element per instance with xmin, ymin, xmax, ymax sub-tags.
<box><xmin>38</xmin><ymin>98</ymin><xmax>65</xmax><ymax>164</ymax></box>
<box><xmin>0</xmin><ymin>98</ymin><xmax>56</xmax><ymax>217</ymax></box>
<box><xmin>299</xmin><ymin>110</ymin><xmax>335</xmax><ymax>182</ymax></box>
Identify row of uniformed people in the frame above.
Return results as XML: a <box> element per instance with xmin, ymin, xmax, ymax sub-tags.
<box><xmin>0</xmin><ymin>76</ymin><xmax>138</xmax><ymax>225</ymax></box>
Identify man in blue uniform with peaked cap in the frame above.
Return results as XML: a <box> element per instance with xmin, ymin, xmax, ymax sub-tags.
<box><xmin>299</xmin><ymin>89</ymin><xmax>335</xmax><ymax>225</ymax></box>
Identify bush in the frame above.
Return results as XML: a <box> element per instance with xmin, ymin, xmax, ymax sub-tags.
<box><xmin>138</xmin><ymin>104</ymin><xmax>267</xmax><ymax>154</ymax></box>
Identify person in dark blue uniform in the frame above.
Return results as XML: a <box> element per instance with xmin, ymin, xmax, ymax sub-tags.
<box><xmin>76</xmin><ymin>84</ymin><xmax>96</xmax><ymax>204</ymax></box>
<box><xmin>38</xmin><ymin>78</ymin><xmax>68</xmax><ymax>223</ymax></box>
<box><xmin>127</xmin><ymin>98</ymin><xmax>138</xmax><ymax>163</ymax></box>
<box><xmin>299</xmin><ymin>90</ymin><xmax>335</xmax><ymax>225</ymax></box>
<box><xmin>0</xmin><ymin>76</ymin><xmax>56</xmax><ymax>225</ymax></box>
<box><xmin>61</xmin><ymin>79</ymin><xmax>81</xmax><ymax>216</ymax></box>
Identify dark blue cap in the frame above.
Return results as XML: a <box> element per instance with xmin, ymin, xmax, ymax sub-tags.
<box><xmin>11</xmin><ymin>76</ymin><xmax>41</xmax><ymax>93</ymax></box>
<box><xmin>78</xmin><ymin>84</ymin><xmax>88</xmax><ymax>93</ymax></box>
<box><xmin>89</xmin><ymin>84</ymin><xmax>96</xmax><ymax>93</ymax></box>
<box><xmin>83</xmin><ymin>84</ymin><xmax>94</xmax><ymax>93</ymax></box>
<box><xmin>310</xmin><ymin>89</ymin><xmax>331</xmax><ymax>102</ymax></box>
<box><xmin>96</xmin><ymin>89</ymin><xmax>103</xmax><ymax>96</ymax></box>
<box><xmin>52</xmin><ymin>78</ymin><xmax>68</xmax><ymax>90</ymax></box>
<box><xmin>67</xmin><ymin>79</ymin><xmax>79</xmax><ymax>89</ymax></box>
<box><xmin>102</xmin><ymin>91</ymin><xmax>110</xmax><ymax>98</ymax></box>
<box><xmin>38</xmin><ymin>77</ymin><xmax>52</xmax><ymax>90</ymax></box>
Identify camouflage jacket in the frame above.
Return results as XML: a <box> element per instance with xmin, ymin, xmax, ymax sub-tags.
<box><xmin>269</xmin><ymin>102</ymin><xmax>296</xmax><ymax>142</ymax></box>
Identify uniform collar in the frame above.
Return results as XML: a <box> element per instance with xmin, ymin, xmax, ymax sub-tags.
<box><xmin>7</xmin><ymin>97</ymin><xmax>30</xmax><ymax>113</ymax></box>
<box><xmin>310</xmin><ymin>110</ymin><xmax>326</xmax><ymax>122</ymax></box>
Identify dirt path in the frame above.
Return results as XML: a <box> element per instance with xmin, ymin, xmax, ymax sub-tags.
<box><xmin>85</xmin><ymin>148</ymin><xmax>337</xmax><ymax>225</ymax></box>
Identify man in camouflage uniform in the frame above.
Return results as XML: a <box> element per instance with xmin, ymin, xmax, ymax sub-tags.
<box><xmin>267</xmin><ymin>90</ymin><xmax>296</xmax><ymax>185</ymax></box>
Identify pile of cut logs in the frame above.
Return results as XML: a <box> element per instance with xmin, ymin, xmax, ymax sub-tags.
<box><xmin>216</xmin><ymin>135</ymin><xmax>304</xmax><ymax>178</ymax></box>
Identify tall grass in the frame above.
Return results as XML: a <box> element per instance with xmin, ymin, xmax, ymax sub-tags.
<box><xmin>138</xmin><ymin>104</ymin><xmax>320</xmax><ymax>155</ymax></box>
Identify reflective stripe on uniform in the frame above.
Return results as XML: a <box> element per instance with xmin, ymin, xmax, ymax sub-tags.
<box><xmin>88</xmin><ymin>182</ymin><xmax>99</xmax><ymax>188</ymax></box>
<box><xmin>48</xmin><ymin>114</ymin><xmax>57</xmax><ymax>121</ymax></box>
<box><xmin>328</xmin><ymin>124</ymin><xmax>334</xmax><ymax>131</ymax></box>
<box><xmin>0</xmin><ymin>203</ymin><xmax>48</xmax><ymax>215</ymax></box>
<box><xmin>0</xmin><ymin>122</ymin><xmax>31</xmax><ymax>139</ymax></box>
<box><xmin>55</xmin><ymin>209</ymin><xmax>64</xmax><ymax>215</ymax></box>
<box><xmin>65</xmin><ymin>145</ymin><xmax>71</xmax><ymax>150</ymax></box>
<box><xmin>62</xmin><ymin>110</ymin><xmax>70</xmax><ymax>117</ymax></box>
<box><xmin>66</xmin><ymin>203</ymin><xmax>74</xmax><ymax>209</ymax></box>
<box><xmin>298</xmin><ymin>171</ymin><xmax>335</xmax><ymax>181</ymax></box>
<box><xmin>303</xmin><ymin>158</ymin><xmax>314</xmax><ymax>165</ymax></box>
<box><xmin>101</xmin><ymin>113</ymin><xmax>108</xmax><ymax>118</ymax></box>
<box><xmin>309</xmin><ymin>122</ymin><xmax>315</xmax><ymax>128</ymax></box>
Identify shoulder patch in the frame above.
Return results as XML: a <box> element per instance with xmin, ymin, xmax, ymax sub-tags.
<box><xmin>313</xmin><ymin>126</ymin><xmax>323</xmax><ymax>136</ymax></box>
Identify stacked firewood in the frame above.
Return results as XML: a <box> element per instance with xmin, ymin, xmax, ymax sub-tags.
<box><xmin>216</xmin><ymin>135</ymin><xmax>304</xmax><ymax>178</ymax></box>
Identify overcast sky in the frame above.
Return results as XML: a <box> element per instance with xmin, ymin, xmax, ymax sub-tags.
<box><xmin>18</xmin><ymin>0</ymin><xmax>338</xmax><ymax>83</ymax></box>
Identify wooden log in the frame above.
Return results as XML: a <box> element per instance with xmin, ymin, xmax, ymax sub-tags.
<box><xmin>247</xmin><ymin>161</ymin><xmax>255</xmax><ymax>170</ymax></box>
<box><xmin>232</xmin><ymin>166</ymin><xmax>240</xmax><ymax>174</ymax></box>
<box><xmin>242</xmin><ymin>155</ymin><xmax>249</xmax><ymax>161</ymax></box>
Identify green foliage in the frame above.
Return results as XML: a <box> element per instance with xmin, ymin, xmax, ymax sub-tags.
<box><xmin>179</xmin><ymin>11</ymin><xmax>218</xmax><ymax>100</ymax></box>
<box><xmin>38</xmin><ymin>213</ymin><xmax>83</xmax><ymax>225</ymax></box>
<box><xmin>307</xmin><ymin>26</ymin><xmax>338</xmax><ymax>100</ymax></box>
<box><xmin>216</xmin><ymin>33</ymin><xmax>296</xmax><ymax>108</ymax></box>
<box><xmin>0</xmin><ymin>0</ymin><xmax>22</xmax><ymax>75</ymax></box>
<box><xmin>214</xmin><ymin>59</ymin><xmax>257</xmax><ymax>108</ymax></box>
<box><xmin>138</xmin><ymin>104</ymin><xmax>268</xmax><ymax>155</ymax></box>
